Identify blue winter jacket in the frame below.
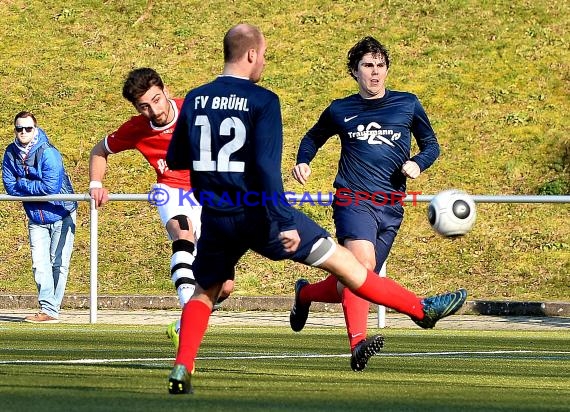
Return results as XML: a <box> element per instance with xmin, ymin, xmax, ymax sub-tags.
<box><xmin>2</xmin><ymin>128</ymin><xmax>77</xmax><ymax>224</ymax></box>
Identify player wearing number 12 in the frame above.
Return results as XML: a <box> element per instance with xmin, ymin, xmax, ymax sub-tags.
<box><xmin>165</xmin><ymin>23</ymin><xmax>467</xmax><ymax>395</ymax></box>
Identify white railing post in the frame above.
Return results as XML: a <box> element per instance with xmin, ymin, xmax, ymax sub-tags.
<box><xmin>89</xmin><ymin>198</ymin><xmax>98</xmax><ymax>324</ymax></box>
<box><xmin>1</xmin><ymin>193</ymin><xmax>568</xmax><ymax>326</ymax></box>
<box><xmin>377</xmin><ymin>262</ymin><xmax>387</xmax><ymax>328</ymax></box>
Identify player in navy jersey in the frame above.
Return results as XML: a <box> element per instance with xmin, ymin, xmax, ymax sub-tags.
<box><xmin>165</xmin><ymin>24</ymin><xmax>466</xmax><ymax>395</ymax></box>
<box><xmin>292</xmin><ymin>36</ymin><xmax>440</xmax><ymax>371</ymax></box>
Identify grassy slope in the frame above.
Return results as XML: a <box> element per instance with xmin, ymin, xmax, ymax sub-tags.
<box><xmin>0</xmin><ymin>0</ymin><xmax>568</xmax><ymax>300</ymax></box>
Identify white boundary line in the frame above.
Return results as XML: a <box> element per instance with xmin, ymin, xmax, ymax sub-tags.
<box><xmin>1</xmin><ymin>350</ymin><xmax>568</xmax><ymax>365</ymax></box>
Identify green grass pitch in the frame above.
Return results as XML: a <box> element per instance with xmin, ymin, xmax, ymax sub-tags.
<box><xmin>0</xmin><ymin>325</ymin><xmax>568</xmax><ymax>411</ymax></box>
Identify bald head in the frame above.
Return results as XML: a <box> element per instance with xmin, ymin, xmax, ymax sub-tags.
<box><xmin>223</xmin><ymin>24</ymin><xmax>264</xmax><ymax>63</ymax></box>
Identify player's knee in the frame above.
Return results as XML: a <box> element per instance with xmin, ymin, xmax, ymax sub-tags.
<box><xmin>170</xmin><ymin>214</ymin><xmax>192</xmax><ymax>232</ymax></box>
<box><xmin>304</xmin><ymin>237</ymin><xmax>337</xmax><ymax>267</ymax></box>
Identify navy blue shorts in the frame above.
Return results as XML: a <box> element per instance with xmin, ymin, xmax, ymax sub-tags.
<box><xmin>193</xmin><ymin>207</ymin><xmax>330</xmax><ymax>290</ymax></box>
<box><xmin>332</xmin><ymin>201</ymin><xmax>404</xmax><ymax>272</ymax></box>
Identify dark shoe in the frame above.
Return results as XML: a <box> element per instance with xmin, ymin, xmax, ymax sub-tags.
<box><xmin>24</xmin><ymin>312</ymin><xmax>59</xmax><ymax>323</ymax></box>
<box><xmin>413</xmin><ymin>289</ymin><xmax>468</xmax><ymax>329</ymax></box>
<box><xmin>168</xmin><ymin>364</ymin><xmax>193</xmax><ymax>395</ymax></box>
<box><xmin>350</xmin><ymin>334</ymin><xmax>384</xmax><ymax>372</ymax></box>
<box><xmin>289</xmin><ymin>279</ymin><xmax>310</xmax><ymax>332</ymax></box>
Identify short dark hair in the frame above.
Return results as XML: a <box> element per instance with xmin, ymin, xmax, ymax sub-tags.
<box><xmin>223</xmin><ymin>24</ymin><xmax>263</xmax><ymax>63</ymax></box>
<box><xmin>347</xmin><ymin>36</ymin><xmax>390</xmax><ymax>80</ymax></box>
<box><xmin>122</xmin><ymin>68</ymin><xmax>164</xmax><ymax>104</ymax></box>
<box><xmin>14</xmin><ymin>111</ymin><xmax>37</xmax><ymax>126</ymax></box>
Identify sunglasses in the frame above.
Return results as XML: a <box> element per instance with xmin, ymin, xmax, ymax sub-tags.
<box><xmin>15</xmin><ymin>126</ymin><xmax>35</xmax><ymax>133</ymax></box>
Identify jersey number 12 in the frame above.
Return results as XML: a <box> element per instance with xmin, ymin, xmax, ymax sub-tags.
<box><xmin>192</xmin><ymin>115</ymin><xmax>245</xmax><ymax>172</ymax></box>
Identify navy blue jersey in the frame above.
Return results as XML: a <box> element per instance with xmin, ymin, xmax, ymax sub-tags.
<box><xmin>296</xmin><ymin>90</ymin><xmax>440</xmax><ymax>195</ymax></box>
<box><xmin>167</xmin><ymin>76</ymin><xmax>295</xmax><ymax>232</ymax></box>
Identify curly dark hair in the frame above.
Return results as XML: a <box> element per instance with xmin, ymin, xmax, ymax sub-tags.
<box><xmin>347</xmin><ymin>36</ymin><xmax>390</xmax><ymax>80</ymax></box>
<box><xmin>122</xmin><ymin>68</ymin><xmax>164</xmax><ymax>104</ymax></box>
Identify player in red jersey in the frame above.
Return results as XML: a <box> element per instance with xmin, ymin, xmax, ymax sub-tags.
<box><xmin>88</xmin><ymin>68</ymin><xmax>232</xmax><ymax>348</ymax></box>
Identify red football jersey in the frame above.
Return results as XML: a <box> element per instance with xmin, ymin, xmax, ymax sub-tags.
<box><xmin>105</xmin><ymin>98</ymin><xmax>191</xmax><ymax>190</ymax></box>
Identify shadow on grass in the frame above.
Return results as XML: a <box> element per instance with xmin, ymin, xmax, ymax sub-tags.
<box><xmin>469</xmin><ymin>300</ymin><xmax>570</xmax><ymax>329</ymax></box>
<box><xmin>498</xmin><ymin>316</ymin><xmax>570</xmax><ymax>329</ymax></box>
<box><xmin>0</xmin><ymin>315</ymin><xmax>25</xmax><ymax>322</ymax></box>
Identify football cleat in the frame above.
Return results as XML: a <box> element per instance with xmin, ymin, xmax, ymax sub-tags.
<box><xmin>289</xmin><ymin>279</ymin><xmax>311</xmax><ymax>332</ymax></box>
<box><xmin>166</xmin><ymin>320</ymin><xmax>179</xmax><ymax>351</ymax></box>
<box><xmin>413</xmin><ymin>288</ymin><xmax>468</xmax><ymax>329</ymax></box>
<box><xmin>350</xmin><ymin>334</ymin><xmax>385</xmax><ymax>372</ymax></box>
<box><xmin>168</xmin><ymin>364</ymin><xmax>193</xmax><ymax>395</ymax></box>
<box><xmin>167</xmin><ymin>298</ymin><xmax>222</xmax><ymax>351</ymax></box>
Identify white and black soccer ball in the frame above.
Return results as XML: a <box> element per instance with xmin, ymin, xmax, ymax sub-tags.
<box><xmin>427</xmin><ymin>189</ymin><xmax>476</xmax><ymax>237</ymax></box>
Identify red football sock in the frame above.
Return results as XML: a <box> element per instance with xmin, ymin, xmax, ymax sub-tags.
<box><xmin>299</xmin><ymin>274</ymin><xmax>342</xmax><ymax>304</ymax></box>
<box><xmin>341</xmin><ymin>287</ymin><xmax>370</xmax><ymax>350</ymax></box>
<box><xmin>354</xmin><ymin>270</ymin><xmax>424</xmax><ymax>319</ymax></box>
<box><xmin>175</xmin><ymin>299</ymin><xmax>211</xmax><ymax>371</ymax></box>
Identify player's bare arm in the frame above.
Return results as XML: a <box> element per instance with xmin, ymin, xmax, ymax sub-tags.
<box><xmin>292</xmin><ymin>163</ymin><xmax>312</xmax><ymax>185</ymax></box>
<box><xmin>401</xmin><ymin>160</ymin><xmax>421</xmax><ymax>179</ymax></box>
<box><xmin>88</xmin><ymin>140</ymin><xmax>110</xmax><ymax>208</ymax></box>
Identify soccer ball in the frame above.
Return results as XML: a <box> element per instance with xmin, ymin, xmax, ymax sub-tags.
<box><xmin>427</xmin><ymin>189</ymin><xmax>476</xmax><ymax>237</ymax></box>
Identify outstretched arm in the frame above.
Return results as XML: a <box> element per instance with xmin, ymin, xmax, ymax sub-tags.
<box><xmin>89</xmin><ymin>140</ymin><xmax>110</xmax><ymax>208</ymax></box>
<box><xmin>294</xmin><ymin>106</ymin><xmax>336</xmax><ymax>184</ymax></box>
<box><xmin>409</xmin><ymin>97</ymin><xmax>440</xmax><ymax>175</ymax></box>
<box><xmin>254</xmin><ymin>94</ymin><xmax>297</xmax><ymax>250</ymax></box>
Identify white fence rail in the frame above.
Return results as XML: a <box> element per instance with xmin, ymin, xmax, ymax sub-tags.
<box><xmin>1</xmin><ymin>193</ymin><xmax>569</xmax><ymax>324</ymax></box>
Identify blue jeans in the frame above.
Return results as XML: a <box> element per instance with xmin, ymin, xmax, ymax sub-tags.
<box><xmin>28</xmin><ymin>211</ymin><xmax>76</xmax><ymax>318</ymax></box>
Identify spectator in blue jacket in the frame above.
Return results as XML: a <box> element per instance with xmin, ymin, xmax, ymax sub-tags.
<box><xmin>2</xmin><ymin>111</ymin><xmax>77</xmax><ymax>323</ymax></box>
